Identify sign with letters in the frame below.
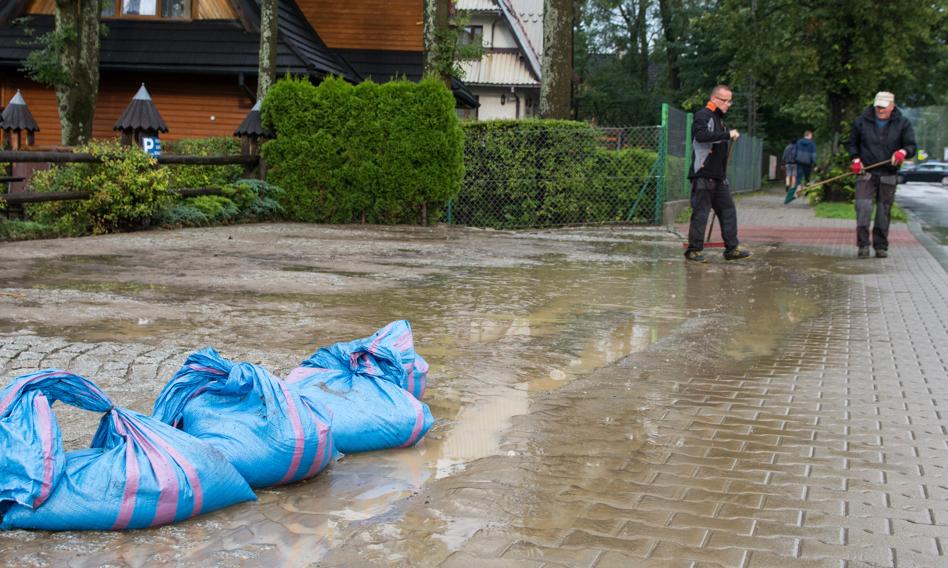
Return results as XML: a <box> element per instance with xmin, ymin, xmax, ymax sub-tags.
<box><xmin>142</xmin><ymin>136</ymin><xmax>161</xmax><ymax>157</ymax></box>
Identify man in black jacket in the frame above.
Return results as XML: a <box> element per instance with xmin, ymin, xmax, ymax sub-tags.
<box><xmin>846</xmin><ymin>91</ymin><xmax>917</xmax><ymax>258</ymax></box>
<box><xmin>684</xmin><ymin>84</ymin><xmax>751</xmax><ymax>262</ymax></box>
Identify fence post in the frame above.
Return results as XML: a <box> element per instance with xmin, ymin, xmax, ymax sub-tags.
<box><xmin>683</xmin><ymin>112</ymin><xmax>692</xmax><ymax>199</ymax></box>
<box><xmin>655</xmin><ymin>104</ymin><xmax>669</xmax><ymax>224</ymax></box>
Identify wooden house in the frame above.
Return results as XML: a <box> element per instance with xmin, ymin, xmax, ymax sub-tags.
<box><xmin>0</xmin><ymin>0</ymin><xmax>476</xmax><ymax>147</ymax></box>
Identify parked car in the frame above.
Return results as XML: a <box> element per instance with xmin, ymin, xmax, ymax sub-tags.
<box><xmin>897</xmin><ymin>161</ymin><xmax>948</xmax><ymax>185</ymax></box>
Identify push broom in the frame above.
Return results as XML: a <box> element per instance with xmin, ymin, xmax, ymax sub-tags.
<box><xmin>791</xmin><ymin>158</ymin><xmax>891</xmax><ymax>199</ymax></box>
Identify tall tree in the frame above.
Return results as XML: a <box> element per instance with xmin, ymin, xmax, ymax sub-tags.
<box><xmin>32</xmin><ymin>0</ymin><xmax>102</xmax><ymax>145</ymax></box>
<box><xmin>540</xmin><ymin>0</ymin><xmax>574</xmax><ymax>118</ymax></box>
<box><xmin>257</xmin><ymin>0</ymin><xmax>278</xmax><ymax>100</ymax></box>
<box><xmin>716</xmin><ymin>0</ymin><xmax>948</xmax><ymax>150</ymax></box>
<box><xmin>656</xmin><ymin>0</ymin><xmax>682</xmax><ymax>91</ymax></box>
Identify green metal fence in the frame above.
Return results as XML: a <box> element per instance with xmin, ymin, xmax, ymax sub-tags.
<box><xmin>448</xmin><ymin>105</ymin><xmax>763</xmax><ymax>229</ymax></box>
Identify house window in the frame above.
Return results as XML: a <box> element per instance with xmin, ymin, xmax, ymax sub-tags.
<box><xmin>101</xmin><ymin>0</ymin><xmax>192</xmax><ymax>18</ymax></box>
<box><xmin>460</xmin><ymin>26</ymin><xmax>483</xmax><ymax>47</ymax></box>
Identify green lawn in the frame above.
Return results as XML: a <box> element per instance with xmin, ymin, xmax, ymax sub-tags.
<box><xmin>813</xmin><ymin>201</ymin><xmax>908</xmax><ymax>222</ymax></box>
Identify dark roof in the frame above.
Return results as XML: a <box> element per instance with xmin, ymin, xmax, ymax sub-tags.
<box><xmin>0</xmin><ymin>0</ymin><xmax>29</xmax><ymax>26</ymax></box>
<box><xmin>114</xmin><ymin>84</ymin><xmax>169</xmax><ymax>132</ymax></box>
<box><xmin>0</xmin><ymin>9</ymin><xmax>356</xmax><ymax>81</ymax></box>
<box><xmin>0</xmin><ymin>89</ymin><xmax>39</xmax><ymax>132</ymax></box>
<box><xmin>335</xmin><ymin>49</ymin><xmax>479</xmax><ymax>108</ymax></box>
<box><xmin>0</xmin><ymin>4</ymin><xmax>475</xmax><ymax>107</ymax></box>
<box><xmin>234</xmin><ymin>100</ymin><xmax>270</xmax><ymax>137</ymax></box>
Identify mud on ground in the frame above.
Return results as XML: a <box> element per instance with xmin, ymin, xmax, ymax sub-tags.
<box><xmin>0</xmin><ymin>222</ymin><xmax>856</xmax><ymax>566</ymax></box>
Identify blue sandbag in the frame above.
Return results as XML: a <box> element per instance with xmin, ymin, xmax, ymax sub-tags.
<box><xmin>153</xmin><ymin>348</ymin><xmax>336</xmax><ymax>488</ymax></box>
<box><xmin>286</xmin><ymin>321</ymin><xmax>433</xmax><ymax>454</ymax></box>
<box><xmin>286</xmin><ymin>367</ymin><xmax>433</xmax><ymax>454</ymax></box>
<box><xmin>0</xmin><ymin>370</ymin><xmax>256</xmax><ymax>531</ymax></box>
<box><xmin>303</xmin><ymin>320</ymin><xmax>429</xmax><ymax>399</ymax></box>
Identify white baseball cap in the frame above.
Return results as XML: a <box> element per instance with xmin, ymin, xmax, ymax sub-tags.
<box><xmin>873</xmin><ymin>91</ymin><xmax>895</xmax><ymax>107</ymax></box>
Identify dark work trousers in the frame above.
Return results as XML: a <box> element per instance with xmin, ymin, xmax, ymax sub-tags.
<box><xmin>854</xmin><ymin>173</ymin><xmax>897</xmax><ymax>251</ymax></box>
<box><xmin>687</xmin><ymin>177</ymin><xmax>739</xmax><ymax>253</ymax></box>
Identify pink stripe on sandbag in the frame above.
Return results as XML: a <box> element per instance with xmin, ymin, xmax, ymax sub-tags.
<box><xmin>0</xmin><ymin>371</ymin><xmax>59</xmax><ymax>415</ymax></box>
<box><xmin>111</xmin><ymin>414</ymin><xmax>140</xmax><ymax>530</ymax></box>
<box><xmin>399</xmin><ymin>394</ymin><xmax>427</xmax><ymax>448</ymax></box>
<box><xmin>136</xmin><ymin>418</ymin><xmax>204</xmax><ymax>518</ymax></box>
<box><xmin>32</xmin><ymin>394</ymin><xmax>55</xmax><ymax>508</ymax></box>
<box><xmin>188</xmin><ymin>364</ymin><xmax>227</xmax><ymax>375</ymax></box>
<box><xmin>301</xmin><ymin>405</ymin><xmax>331</xmax><ymax>479</ymax></box>
<box><xmin>277</xmin><ymin>383</ymin><xmax>306</xmax><ymax>485</ymax></box>
<box><xmin>285</xmin><ymin>366</ymin><xmax>332</xmax><ymax>384</ymax></box>
<box><xmin>124</xmin><ymin>418</ymin><xmax>180</xmax><ymax>527</ymax></box>
<box><xmin>393</xmin><ymin>329</ymin><xmax>413</xmax><ymax>351</ymax></box>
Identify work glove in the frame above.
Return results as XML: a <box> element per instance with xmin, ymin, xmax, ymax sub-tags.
<box><xmin>850</xmin><ymin>159</ymin><xmax>863</xmax><ymax>174</ymax></box>
<box><xmin>891</xmin><ymin>149</ymin><xmax>907</xmax><ymax>165</ymax></box>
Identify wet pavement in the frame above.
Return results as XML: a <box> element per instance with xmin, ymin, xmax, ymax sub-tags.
<box><xmin>1</xmin><ymin>187</ymin><xmax>947</xmax><ymax>567</ymax></box>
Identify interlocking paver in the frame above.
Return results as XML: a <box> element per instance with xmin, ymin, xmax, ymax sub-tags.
<box><xmin>3</xmin><ymin>188</ymin><xmax>947</xmax><ymax>566</ymax></box>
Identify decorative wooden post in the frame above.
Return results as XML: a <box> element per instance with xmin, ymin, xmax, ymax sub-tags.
<box><xmin>113</xmin><ymin>84</ymin><xmax>168</xmax><ymax>151</ymax></box>
<box><xmin>1</xmin><ymin>90</ymin><xmax>40</xmax><ymax>150</ymax></box>
<box><xmin>233</xmin><ymin>100</ymin><xmax>271</xmax><ymax>179</ymax></box>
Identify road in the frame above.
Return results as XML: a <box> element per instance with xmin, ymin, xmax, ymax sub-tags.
<box><xmin>896</xmin><ymin>180</ymin><xmax>948</xmax><ymax>269</ymax></box>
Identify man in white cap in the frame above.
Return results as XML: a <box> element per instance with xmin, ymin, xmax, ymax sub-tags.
<box><xmin>845</xmin><ymin>91</ymin><xmax>916</xmax><ymax>258</ymax></box>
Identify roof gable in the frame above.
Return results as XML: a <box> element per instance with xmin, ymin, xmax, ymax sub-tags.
<box><xmin>0</xmin><ymin>1</ymin><xmax>358</xmax><ymax>82</ymax></box>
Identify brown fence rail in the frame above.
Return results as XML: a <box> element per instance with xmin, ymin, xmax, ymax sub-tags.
<box><xmin>1</xmin><ymin>150</ymin><xmax>255</xmax><ymax>210</ymax></box>
<box><xmin>1</xmin><ymin>187</ymin><xmax>224</xmax><ymax>206</ymax></box>
<box><xmin>0</xmin><ymin>150</ymin><xmax>259</xmax><ymax>166</ymax></box>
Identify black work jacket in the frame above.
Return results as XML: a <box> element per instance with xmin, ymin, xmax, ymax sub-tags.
<box><xmin>845</xmin><ymin>106</ymin><xmax>917</xmax><ymax>176</ymax></box>
<box><xmin>689</xmin><ymin>104</ymin><xmax>731</xmax><ymax>180</ymax></box>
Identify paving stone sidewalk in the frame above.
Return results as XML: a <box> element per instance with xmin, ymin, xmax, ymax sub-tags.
<box><xmin>561</xmin><ymin>189</ymin><xmax>948</xmax><ymax>567</ymax></box>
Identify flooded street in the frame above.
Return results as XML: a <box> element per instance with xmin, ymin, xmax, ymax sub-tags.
<box><xmin>0</xmin><ymin>221</ymin><xmax>923</xmax><ymax>566</ymax></box>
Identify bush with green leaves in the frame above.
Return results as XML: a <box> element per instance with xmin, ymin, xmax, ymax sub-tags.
<box><xmin>164</xmin><ymin>137</ymin><xmax>244</xmax><ymax>189</ymax></box>
<box><xmin>456</xmin><ymin>120</ymin><xmax>657</xmax><ymax>228</ymax></box>
<box><xmin>153</xmin><ymin>179</ymin><xmax>285</xmax><ymax>228</ymax></box>
<box><xmin>0</xmin><ymin>219</ymin><xmax>64</xmax><ymax>241</ymax></box>
<box><xmin>261</xmin><ymin>76</ymin><xmax>464</xmax><ymax>224</ymax></box>
<box><xmin>27</xmin><ymin>140</ymin><xmax>172</xmax><ymax>234</ymax></box>
<box><xmin>805</xmin><ymin>151</ymin><xmax>855</xmax><ymax>205</ymax></box>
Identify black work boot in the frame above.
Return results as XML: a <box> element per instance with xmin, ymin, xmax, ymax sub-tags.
<box><xmin>723</xmin><ymin>246</ymin><xmax>752</xmax><ymax>261</ymax></box>
<box><xmin>857</xmin><ymin>246</ymin><xmax>870</xmax><ymax>258</ymax></box>
<box><xmin>875</xmin><ymin>249</ymin><xmax>888</xmax><ymax>258</ymax></box>
<box><xmin>685</xmin><ymin>250</ymin><xmax>707</xmax><ymax>263</ymax></box>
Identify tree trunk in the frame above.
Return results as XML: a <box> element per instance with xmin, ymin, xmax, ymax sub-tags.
<box><xmin>657</xmin><ymin>0</ymin><xmax>681</xmax><ymax>91</ymax></box>
<box><xmin>828</xmin><ymin>92</ymin><xmax>858</xmax><ymax>155</ymax></box>
<box><xmin>636</xmin><ymin>0</ymin><xmax>649</xmax><ymax>88</ymax></box>
<box><xmin>54</xmin><ymin>0</ymin><xmax>100</xmax><ymax>146</ymax></box>
<box><xmin>257</xmin><ymin>0</ymin><xmax>278</xmax><ymax>100</ymax></box>
<box><xmin>423</xmin><ymin>0</ymin><xmax>452</xmax><ymax>86</ymax></box>
<box><xmin>540</xmin><ymin>0</ymin><xmax>573</xmax><ymax>119</ymax></box>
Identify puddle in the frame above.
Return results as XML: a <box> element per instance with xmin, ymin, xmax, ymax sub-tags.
<box><xmin>0</xmin><ymin>225</ymin><xmax>840</xmax><ymax>566</ymax></box>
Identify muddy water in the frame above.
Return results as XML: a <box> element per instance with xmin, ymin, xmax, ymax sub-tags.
<box><xmin>0</xmin><ymin>226</ymin><xmax>840</xmax><ymax>566</ymax></box>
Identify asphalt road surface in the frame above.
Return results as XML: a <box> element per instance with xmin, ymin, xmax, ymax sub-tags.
<box><xmin>896</xmin><ymin>180</ymin><xmax>948</xmax><ymax>269</ymax></box>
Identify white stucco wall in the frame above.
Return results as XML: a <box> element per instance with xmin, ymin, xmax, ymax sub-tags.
<box><xmin>471</xmin><ymin>89</ymin><xmax>539</xmax><ymax>120</ymax></box>
<box><xmin>467</xmin><ymin>14</ymin><xmax>517</xmax><ymax>49</ymax></box>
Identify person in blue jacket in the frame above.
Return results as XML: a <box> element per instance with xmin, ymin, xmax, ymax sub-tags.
<box><xmin>684</xmin><ymin>84</ymin><xmax>751</xmax><ymax>262</ymax></box>
<box><xmin>793</xmin><ymin>131</ymin><xmax>817</xmax><ymax>189</ymax></box>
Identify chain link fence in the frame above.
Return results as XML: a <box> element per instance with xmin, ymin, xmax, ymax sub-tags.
<box><xmin>448</xmin><ymin>123</ymin><xmax>661</xmax><ymax>229</ymax></box>
<box><xmin>449</xmin><ymin>105</ymin><xmax>763</xmax><ymax>229</ymax></box>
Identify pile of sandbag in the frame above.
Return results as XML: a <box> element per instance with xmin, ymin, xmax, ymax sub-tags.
<box><xmin>0</xmin><ymin>320</ymin><xmax>432</xmax><ymax>531</ymax></box>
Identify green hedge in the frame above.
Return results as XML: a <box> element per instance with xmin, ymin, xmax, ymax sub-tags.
<box><xmin>456</xmin><ymin>120</ymin><xmax>657</xmax><ymax>227</ymax></box>
<box><xmin>261</xmin><ymin>76</ymin><xmax>464</xmax><ymax>224</ymax></box>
